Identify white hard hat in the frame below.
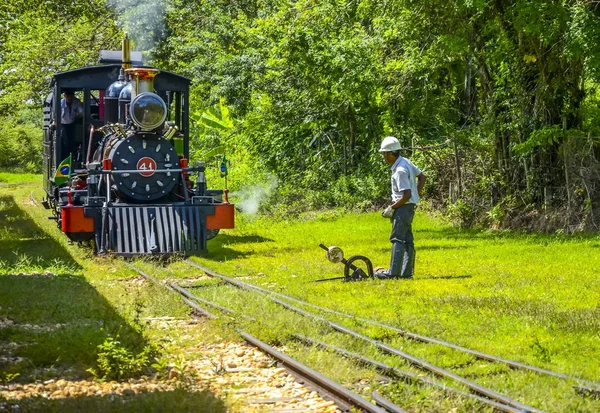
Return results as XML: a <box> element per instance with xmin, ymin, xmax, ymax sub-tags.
<box><xmin>379</xmin><ymin>136</ymin><xmax>402</xmax><ymax>152</ymax></box>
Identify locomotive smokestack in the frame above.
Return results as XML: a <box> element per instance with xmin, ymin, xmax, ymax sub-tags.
<box><xmin>125</xmin><ymin>68</ymin><xmax>160</xmax><ymax>100</ymax></box>
<box><xmin>122</xmin><ymin>34</ymin><xmax>131</xmax><ymax>69</ymax></box>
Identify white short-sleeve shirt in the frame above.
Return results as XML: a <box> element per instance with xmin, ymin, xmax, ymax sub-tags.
<box><xmin>61</xmin><ymin>97</ymin><xmax>83</xmax><ymax>125</ymax></box>
<box><xmin>391</xmin><ymin>156</ymin><xmax>422</xmax><ymax>204</ymax></box>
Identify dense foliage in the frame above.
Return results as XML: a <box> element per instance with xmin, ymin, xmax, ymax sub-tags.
<box><xmin>0</xmin><ymin>0</ymin><xmax>120</xmax><ymax>171</ymax></box>
<box><xmin>3</xmin><ymin>0</ymin><xmax>600</xmax><ymax>230</ymax></box>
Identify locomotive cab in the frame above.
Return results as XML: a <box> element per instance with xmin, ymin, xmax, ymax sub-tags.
<box><xmin>42</xmin><ymin>44</ymin><xmax>234</xmax><ymax>256</ymax></box>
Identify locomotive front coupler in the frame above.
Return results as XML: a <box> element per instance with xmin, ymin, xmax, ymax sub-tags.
<box><xmin>314</xmin><ymin>243</ymin><xmax>374</xmax><ymax>282</ymax></box>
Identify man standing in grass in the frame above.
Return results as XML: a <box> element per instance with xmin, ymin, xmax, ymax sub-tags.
<box><xmin>377</xmin><ymin>136</ymin><xmax>426</xmax><ymax>279</ymax></box>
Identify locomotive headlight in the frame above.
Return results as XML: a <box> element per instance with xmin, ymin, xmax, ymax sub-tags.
<box><xmin>129</xmin><ymin>92</ymin><xmax>167</xmax><ymax>131</ymax></box>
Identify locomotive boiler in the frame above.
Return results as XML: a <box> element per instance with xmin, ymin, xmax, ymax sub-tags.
<box><xmin>42</xmin><ymin>37</ymin><xmax>234</xmax><ymax>255</ymax></box>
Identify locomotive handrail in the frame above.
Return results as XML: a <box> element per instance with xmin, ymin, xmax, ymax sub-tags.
<box><xmin>87</xmin><ymin>167</ymin><xmax>202</xmax><ymax>175</ymax></box>
<box><xmin>109</xmin><ymin>168</ymin><xmax>192</xmax><ymax>174</ymax></box>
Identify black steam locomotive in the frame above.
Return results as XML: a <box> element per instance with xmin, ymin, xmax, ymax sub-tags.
<box><xmin>42</xmin><ymin>37</ymin><xmax>234</xmax><ymax>256</ymax></box>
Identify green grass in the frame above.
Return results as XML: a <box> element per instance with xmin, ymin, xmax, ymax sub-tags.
<box><xmin>175</xmin><ymin>209</ymin><xmax>600</xmax><ymax>412</ymax></box>
<box><xmin>0</xmin><ymin>194</ymin><xmax>81</xmax><ymax>275</ymax></box>
<box><xmin>2</xmin><ymin>174</ymin><xmax>600</xmax><ymax>412</ymax></box>
<box><xmin>190</xmin><ymin>212</ymin><xmax>600</xmax><ymax>364</ymax></box>
<box><xmin>0</xmin><ymin>185</ymin><xmax>153</xmax><ymax>382</ymax></box>
<box><xmin>0</xmin><ymin>172</ymin><xmax>41</xmax><ymax>185</ymax></box>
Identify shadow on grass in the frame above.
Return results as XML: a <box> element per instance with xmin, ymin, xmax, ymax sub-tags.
<box><xmin>0</xmin><ymin>195</ymin><xmax>82</xmax><ymax>270</ymax></box>
<box><xmin>417</xmin><ymin>225</ymin><xmax>600</xmax><ymax>243</ymax></box>
<box><xmin>178</xmin><ymin>282</ymin><xmax>220</xmax><ymax>289</ymax></box>
<box><xmin>211</xmin><ymin>233</ymin><xmax>274</xmax><ymax>245</ymax></box>
<box><xmin>0</xmin><ymin>195</ymin><xmax>145</xmax><ymax>384</ymax></box>
<box><xmin>0</xmin><ymin>274</ymin><xmax>151</xmax><ymax>382</ymax></box>
<box><xmin>376</xmin><ymin>244</ymin><xmax>473</xmax><ymax>253</ymax></box>
<box><xmin>199</xmin><ymin>246</ymin><xmax>250</xmax><ymax>261</ymax></box>
<box><xmin>415</xmin><ymin>226</ymin><xmax>498</xmax><ymax>241</ymax></box>
<box><xmin>418</xmin><ymin>275</ymin><xmax>473</xmax><ymax>280</ymax></box>
<box><xmin>418</xmin><ymin>244</ymin><xmax>473</xmax><ymax>251</ymax></box>
<box><xmin>0</xmin><ymin>387</ymin><xmax>227</xmax><ymax>412</ymax></box>
<box><xmin>201</xmin><ymin>233</ymin><xmax>275</xmax><ymax>261</ymax></box>
<box><xmin>0</xmin><ymin>275</ymin><xmax>155</xmax><ymax>383</ymax></box>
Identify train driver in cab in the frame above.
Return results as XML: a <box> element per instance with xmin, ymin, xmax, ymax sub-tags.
<box><xmin>61</xmin><ymin>89</ymin><xmax>83</xmax><ymax>138</ymax></box>
<box><xmin>60</xmin><ymin>89</ymin><xmax>83</xmax><ymax>166</ymax></box>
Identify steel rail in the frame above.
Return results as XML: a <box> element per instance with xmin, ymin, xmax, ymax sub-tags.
<box><xmin>185</xmin><ymin>259</ymin><xmax>600</xmax><ymax>395</ymax></box>
<box><xmin>300</xmin><ymin>302</ymin><xmax>600</xmax><ymax>396</ymax></box>
<box><xmin>169</xmin><ymin>282</ymin><xmax>237</xmax><ymax>316</ymax></box>
<box><xmin>371</xmin><ymin>391</ymin><xmax>413</xmax><ymax>413</ymax></box>
<box><xmin>29</xmin><ymin>191</ymin><xmax>38</xmax><ymax>206</ymax></box>
<box><xmin>123</xmin><ymin>262</ymin><xmax>219</xmax><ymax>319</ymax></box>
<box><xmin>241</xmin><ymin>331</ymin><xmax>396</xmax><ymax>413</ymax></box>
<box><xmin>180</xmin><ymin>296</ymin><xmax>218</xmax><ymax>319</ymax></box>
<box><xmin>124</xmin><ymin>262</ymin><xmax>162</xmax><ymax>284</ymax></box>
<box><xmin>294</xmin><ymin>334</ymin><xmax>521</xmax><ymax>413</ymax></box>
<box><xmin>155</xmin><ymin>274</ymin><xmax>519</xmax><ymax>412</ymax></box>
<box><xmin>124</xmin><ymin>262</ymin><xmax>402</xmax><ymax>413</ymax></box>
<box><xmin>172</xmin><ymin>285</ymin><xmax>407</xmax><ymax>413</ymax></box>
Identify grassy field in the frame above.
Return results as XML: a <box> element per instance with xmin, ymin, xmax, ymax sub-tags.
<box><xmin>1</xmin><ymin>175</ymin><xmax>599</xmax><ymax>412</ymax></box>
<box><xmin>146</xmin><ymin>203</ymin><xmax>600</xmax><ymax>411</ymax></box>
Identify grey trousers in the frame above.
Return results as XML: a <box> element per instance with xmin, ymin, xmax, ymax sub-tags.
<box><xmin>388</xmin><ymin>203</ymin><xmax>416</xmax><ymax>278</ymax></box>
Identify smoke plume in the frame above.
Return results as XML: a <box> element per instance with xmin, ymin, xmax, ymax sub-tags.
<box><xmin>232</xmin><ymin>175</ymin><xmax>279</xmax><ymax>215</ymax></box>
<box><xmin>106</xmin><ymin>0</ymin><xmax>168</xmax><ymax>51</ymax></box>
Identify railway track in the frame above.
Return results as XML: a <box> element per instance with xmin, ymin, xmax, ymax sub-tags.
<box><xmin>29</xmin><ymin>191</ymin><xmax>38</xmax><ymax>206</ymax></box>
<box><xmin>125</xmin><ymin>260</ymin><xmax>600</xmax><ymax>412</ymax></box>
<box><xmin>184</xmin><ymin>260</ymin><xmax>600</xmax><ymax>395</ymax></box>
<box><xmin>136</xmin><ymin>265</ymin><xmax>527</xmax><ymax>412</ymax></box>
<box><xmin>125</xmin><ymin>263</ymin><xmax>399</xmax><ymax>413</ymax></box>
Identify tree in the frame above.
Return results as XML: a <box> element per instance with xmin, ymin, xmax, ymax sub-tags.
<box><xmin>0</xmin><ymin>0</ymin><xmax>121</xmax><ymax>112</ymax></box>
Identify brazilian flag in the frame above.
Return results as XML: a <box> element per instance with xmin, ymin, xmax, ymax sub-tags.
<box><xmin>54</xmin><ymin>155</ymin><xmax>72</xmax><ymax>186</ymax></box>
<box><xmin>219</xmin><ymin>155</ymin><xmax>228</xmax><ymax>178</ymax></box>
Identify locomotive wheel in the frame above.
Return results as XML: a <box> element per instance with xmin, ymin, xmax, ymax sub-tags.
<box><xmin>207</xmin><ymin>229</ymin><xmax>220</xmax><ymax>240</ymax></box>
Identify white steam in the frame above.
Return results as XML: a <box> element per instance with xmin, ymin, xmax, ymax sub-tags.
<box><xmin>231</xmin><ymin>175</ymin><xmax>279</xmax><ymax>214</ymax></box>
<box><xmin>107</xmin><ymin>0</ymin><xmax>168</xmax><ymax>51</ymax></box>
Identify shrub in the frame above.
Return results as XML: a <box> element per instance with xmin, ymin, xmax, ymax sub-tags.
<box><xmin>0</xmin><ymin>114</ymin><xmax>42</xmax><ymax>172</ymax></box>
<box><xmin>87</xmin><ymin>336</ymin><xmax>158</xmax><ymax>381</ymax></box>
<box><xmin>446</xmin><ymin>199</ymin><xmax>474</xmax><ymax>228</ymax></box>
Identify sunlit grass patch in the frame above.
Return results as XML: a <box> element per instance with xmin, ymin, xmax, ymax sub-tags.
<box><xmin>0</xmin><ymin>181</ymin><xmax>181</xmax><ymax>386</ymax></box>
<box><xmin>0</xmin><ymin>172</ymin><xmax>41</xmax><ymax>185</ymax></box>
<box><xmin>0</xmin><ymin>255</ymin><xmax>80</xmax><ymax>276</ymax></box>
<box><xmin>177</xmin><ymin>207</ymin><xmax>600</xmax><ymax>411</ymax></box>
<box><xmin>0</xmin><ymin>191</ymin><xmax>83</xmax><ymax>276</ymax></box>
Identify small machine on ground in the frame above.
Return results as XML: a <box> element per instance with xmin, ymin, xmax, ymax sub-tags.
<box><xmin>316</xmin><ymin>244</ymin><xmax>374</xmax><ymax>282</ymax></box>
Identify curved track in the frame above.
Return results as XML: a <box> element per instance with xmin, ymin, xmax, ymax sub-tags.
<box><xmin>123</xmin><ymin>260</ymin><xmax>600</xmax><ymax>412</ymax></box>
<box><xmin>125</xmin><ymin>262</ymin><xmax>400</xmax><ymax>413</ymax></box>
<box><xmin>185</xmin><ymin>259</ymin><xmax>600</xmax><ymax>396</ymax></box>
<box><xmin>182</xmin><ymin>259</ymin><xmax>600</xmax><ymax>411</ymax></box>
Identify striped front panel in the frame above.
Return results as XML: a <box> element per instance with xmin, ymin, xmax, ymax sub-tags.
<box><xmin>105</xmin><ymin>205</ymin><xmax>207</xmax><ymax>255</ymax></box>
